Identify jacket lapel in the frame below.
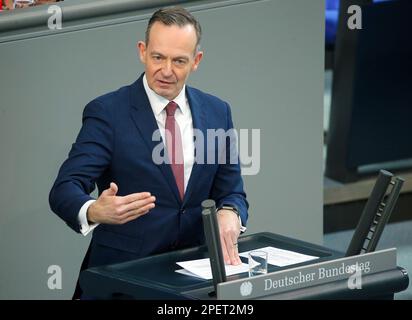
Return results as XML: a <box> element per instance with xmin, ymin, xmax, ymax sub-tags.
<box><xmin>128</xmin><ymin>75</ymin><xmax>181</xmax><ymax>204</ymax></box>
<box><xmin>183</xmin><ymin>86</ymin><xmax>207</xmax><ymax>207</ymax></box>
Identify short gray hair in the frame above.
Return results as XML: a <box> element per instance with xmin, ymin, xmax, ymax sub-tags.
<box><xmin>145</xmin><ymin>6</ymin><xmax>202</xmax><ymax>51</ymax></box>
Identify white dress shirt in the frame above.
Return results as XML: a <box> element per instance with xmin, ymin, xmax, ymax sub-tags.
<box><xmin>78</xmin><ymin>75</ymin><xmax>244</xmax><ymax>235</ymax></box>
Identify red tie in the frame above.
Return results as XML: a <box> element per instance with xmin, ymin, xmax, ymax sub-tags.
<box><xmin>165</xmin><ymin>101</ymin><xmax>184</xmax><ymax>200</ymax></box>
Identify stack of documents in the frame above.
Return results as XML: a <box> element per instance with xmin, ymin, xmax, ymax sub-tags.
<box><xmin>176</xmin><ymin>246</ymin><xmax>319</xmax><ymax>280</ymax></box>
<box><xmin>239</xmin><ymin>246</ymin><xmax>318</xmax><ymax>267</ymax></box>
<box><xmin>176</xmin><ymin>258</ymin><xmax>249</xmax><ymax>280</ymax></box>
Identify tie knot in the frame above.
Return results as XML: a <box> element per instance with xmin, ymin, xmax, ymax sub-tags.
<box><xmin>165</xmin><ymin>101</ymin><xmax>178</xmax><ymax>116</ymax></box>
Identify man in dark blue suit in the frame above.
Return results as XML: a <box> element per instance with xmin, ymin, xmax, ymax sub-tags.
<box><xmin>49</xmin><ymin>6</ymin><xmax>248</xmax><ymax>298</ymax></box>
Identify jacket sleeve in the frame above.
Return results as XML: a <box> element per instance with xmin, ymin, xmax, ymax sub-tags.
<box><xmin>49</xmin><ymin>99</ymin><xmax>113</xmax><ymax>233</ymax></box>
<box><xmin>210</xmin><ymin>102</ymin><xmax>249</xmax><ymax>227</ymax></box>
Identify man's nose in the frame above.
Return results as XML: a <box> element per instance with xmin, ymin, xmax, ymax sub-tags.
<box><xmin>161</xmin><ymin>60</ymin><xmax>173</xmax><ymax>77</ymax></box>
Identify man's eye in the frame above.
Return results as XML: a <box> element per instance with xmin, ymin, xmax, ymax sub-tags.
<box><xmin>153</xmin><ymin>56</ymin><xmax>162</xmax><ymax>61</ymax></box>
<box><xmin>175</xmin><ymin>59</ymin><xmax>186</xmax><ymax>65</ymax></box>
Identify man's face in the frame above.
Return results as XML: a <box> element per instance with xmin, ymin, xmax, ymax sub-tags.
<box><xmin>138</xmin><ymin>22</ymin><xmax>203</xmax><ymax>101</ymax></box>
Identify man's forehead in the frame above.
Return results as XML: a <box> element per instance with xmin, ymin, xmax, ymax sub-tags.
<box><xmin>147</xmin><ymin>23</ymin><xmax>197</xmax><ymax>54</ymax></box>
<box><xmin>149</xmin><ymin>22</ymin><xmax>197</xmax><ymax>42</ymax></box>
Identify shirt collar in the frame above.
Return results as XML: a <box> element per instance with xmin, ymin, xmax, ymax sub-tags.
<box><xmin>143</xmin><ymin>74</ymin><xmax>187</xmax><ymax>116</ymax></box>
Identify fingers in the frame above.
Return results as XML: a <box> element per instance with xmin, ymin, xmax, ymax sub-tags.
<box><xmin>118</xmin><ymin>200</ymin><xmax>155</xmax><ymax>219</ymax></box>
<box><xmin>224</xmin><ymin>234</ymin><xmax>241</xmax><ymax>265</ymax></box>
<box><xmin>98</xmin><ymin>183</ymin><xmax>156</xmax><ymax>224</ymax></box>
<box><xmin>221</xmin><ymin>233</ymin><xmax>241</xmax><ymax>265</ymax></box>
<box><xmin>223</xmin><ymin>236</ymin><xmax>235</xmax><ymax>265</ymax></box>
<box><xmin>232</xmin><ymin>237</ymin><xmax>242</xmax><ymax>265</ymax></box>
<box><xmin>217</xmin><ymin>212</ymin><xmax>242</xmax><ymax>265</ymax></box>
<box><xmin>120</xmin><ymin>210</ymin><xmax>149</xmax><ymax>224</ymax></box>
<box><xmin>104</xmin><ymin>182</ymin><xmax>153</xmax><ymax>205</ymax></box>
<box><xmin>102</xmin><ymin>183</ymin><xmax>152</xmax><ymax>201</ymax></box>
<box><xmin>220</xmin><ymin>234</ymin><xmax>230</xmax><ymax>265</ymax></box>
<box><xmin>118</xmin><ymin>195</ymin><xmax>156</xmax><ymax>215</ymax></box>
<box><xmin>109</xmin><ymin>182</ymin><xmax>118</xmax><ymax>195</ymax></box>
<box><xmin>102</xmin><ymin>182</ymin><xmax>118</xmax><ymax>196</ymax></box>
<box><xmin>117</xmin><ymin>202</ymin><xmax>155</xmax><ymax>223</ymax></box>
<box><xmin>122</xmin><ymin>191</ymin><xmax>152</xmax><ymax>203</ymax></box>
<box><xmin>102</xmin><ymin>182</ymin><xmax>153</xmax><ymax>207</ymax></box>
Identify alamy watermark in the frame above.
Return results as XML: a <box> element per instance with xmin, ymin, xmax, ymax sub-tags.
<box><xmin>347</xmin><ymin>264</ymin><xmax>363</xmax><ymax>290</ymax></box>
<box><xmin>47</xmin><ymin>265</ymin><xmax>62</xmax><ymax>290</ymax></box>
<box><xmin>152</xmin><ymin>128</ymin><xmax>260</xmax><ymax>176</ymax></box>
<box><xmin>47</xmin><ymin>5</ymin><xmax>62</xmax><ymax>30</ymax></box>
<box><xmin>347</xmin><ymin>5</ymin><xmax>362</xmax><ymax>30</ymax></box>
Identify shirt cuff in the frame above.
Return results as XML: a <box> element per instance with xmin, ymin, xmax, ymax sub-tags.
<box><xmin>239</xmin><ymin>216</ymin><xmax>247</xmax><ymax>233</ymax></box>
<box><xmin>78</xmin><ymin>199</ymin><xmax>99</xmax><ymax>236</ymax></box>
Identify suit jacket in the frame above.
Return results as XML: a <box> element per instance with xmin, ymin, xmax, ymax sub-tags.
<box><xmin>49</xmin><ymin>74</ymin><xmax>248</xmax><ymax>270</ymax></box>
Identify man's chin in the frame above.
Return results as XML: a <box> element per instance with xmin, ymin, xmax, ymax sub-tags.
<box><xmin>153</xmin><ymin>88</ymin><xmax>176</xmax><ymax>101</ymax></box>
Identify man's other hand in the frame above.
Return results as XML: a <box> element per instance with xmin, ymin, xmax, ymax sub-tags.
<box><xmin>217</xmin><ymin>209</ymin><xmax>242</xmax><ymax>265</ymax></box>
<box><xmin>87</xmin><ymin>182</ymin><xmax>155</xmax><ymax>225</ymax></box>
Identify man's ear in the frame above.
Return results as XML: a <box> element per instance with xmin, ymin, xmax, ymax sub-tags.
<box><xmin>137</xmin><ymin>41</ymin><xmax>147</xmax><ymax>64</ymax></box>
<box><xmin>191</xmin><ymin>51</ymin><xmax>203</xmax><ymax>72</ymax></box>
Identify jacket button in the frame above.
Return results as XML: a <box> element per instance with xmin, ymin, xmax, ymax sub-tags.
<box><xmin>180</xmin><ymin>209</ymin><xmax>185</xmax><ymax>214</ymax></box>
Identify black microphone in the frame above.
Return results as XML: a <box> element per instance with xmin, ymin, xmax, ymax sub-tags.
<box><xmin>201</xmin><ymin>199</ymin><xmax>227</xmax><ymax>296</ymax></box>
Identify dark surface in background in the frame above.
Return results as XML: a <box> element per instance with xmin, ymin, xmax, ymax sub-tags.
<box><xmin>348</xmin><ymin>0</ymin><xmax>412</xmax><ymax>167</ymax></box>
<box><xmin>325</xmin><ymin>0</ymin><xmax>412</xmax><ymax>182</ymax></box>
<box><xmin>324</xmin><ymin>192</ymin><xmax>412</xmax><ymax>233</ymax></box>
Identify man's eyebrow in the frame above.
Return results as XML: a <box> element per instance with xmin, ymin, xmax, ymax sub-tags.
<box><xmin>150</xmin><ymin>51</ymin><xmax>165</xmax><ymax>57</ymax></box>
<box><xmin>173</xmin><ymin>56</ymin><xmax>189</xmax><ymax>61</ymax></box>
<box><xmin>150</xmin><ymin>51</ymin><xmax>189</xmax><ymax>60</ymax></box>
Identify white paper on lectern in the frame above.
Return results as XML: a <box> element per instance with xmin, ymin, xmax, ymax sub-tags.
<box><xmin>176</xmin><ymin>258</ymin><xmax>249</xmax><ymax>280</ymax></box>
<box><xmin>239</xmin><ymin>246</ymin><xmax>319</xmax><ymax>267</ymax></box>
<box><xmin>175</xmin><ymin>268</ymin><xmax>205</xmax><ymax>279</ymax></box>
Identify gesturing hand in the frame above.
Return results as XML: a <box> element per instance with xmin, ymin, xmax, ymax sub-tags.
<box><xmin>87</xmin><ymin>182</ymin><xmax>156</xmax><ymax>225</ymax></box>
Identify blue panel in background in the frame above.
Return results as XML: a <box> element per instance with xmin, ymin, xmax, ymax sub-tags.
<box><xmin>325</xmin><ymin>0</ymin><xmax>340</xmax><ymax>46</ymax></box>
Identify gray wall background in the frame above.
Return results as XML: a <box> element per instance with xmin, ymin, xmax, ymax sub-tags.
<box><xmin>0</xmin><ymin>0</ymin><xmax>324</xmax><ymax>299</ymax></box>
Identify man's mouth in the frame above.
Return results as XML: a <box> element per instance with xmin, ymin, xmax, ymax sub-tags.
<box><xmin>157</xmin><ymin>79</ymin><xmax>174</xmax><ymax>85</ymax></box>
